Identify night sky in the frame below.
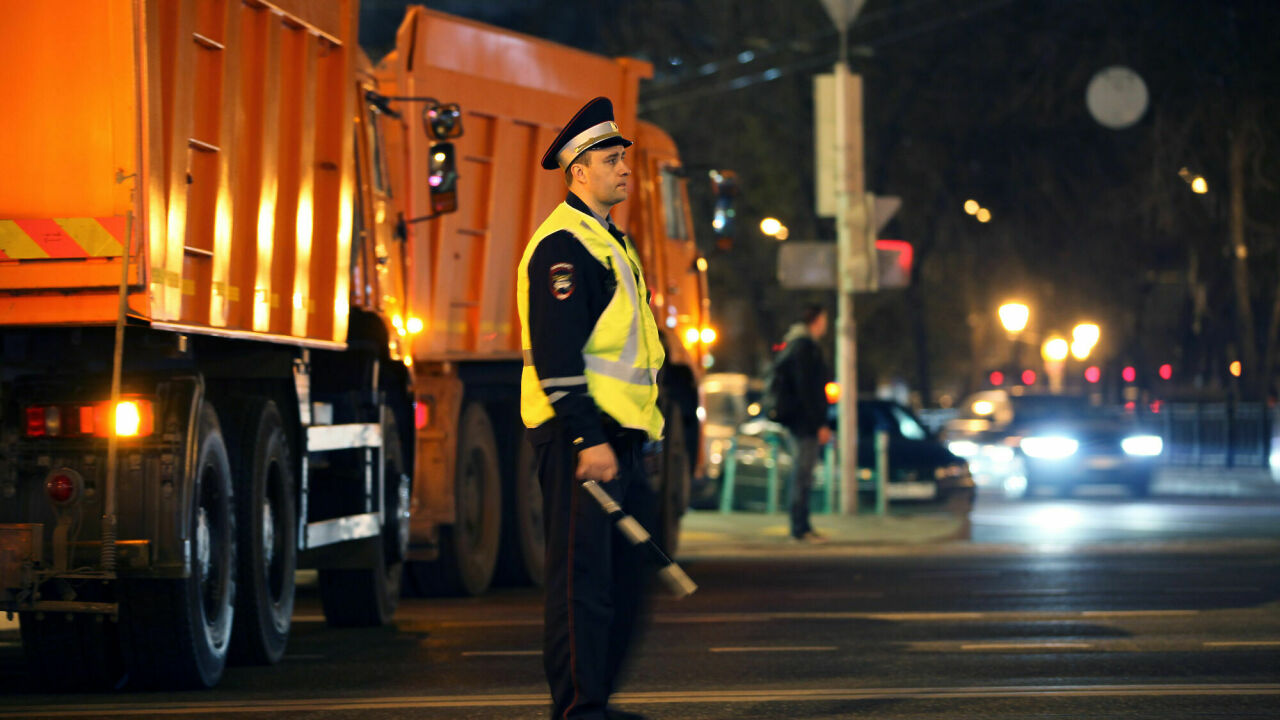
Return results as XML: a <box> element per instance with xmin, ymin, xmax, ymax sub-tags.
<box><xmin>359</xmin><ymin>1</ymin><xmax>1280</xmax><ymax>404</ymax></box>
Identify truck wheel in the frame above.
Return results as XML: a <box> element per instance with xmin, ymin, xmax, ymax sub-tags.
<box><xmin>318</xmin><ymin>407</ymin><xmax>407</xmax><ymax>626</ymax></box>
<box><xmin>496</xmin><ymin>434</ymin><xmax>544</xmax><ymax>587</ymax></box>
<box><xmin>20</xmin><ymin>585</ymin><xmax>127</xmax><ymax>690</ymax></box>
<box><xmin>226</xmin><ymin>399</ymin><xmax>296</xmax><ymax>665</ymax></box>
<box><xmin>120</xmin><ymin>403</ymin><xmax>236</xmax><ymax>688</ymax></box>
<box><xmin>657</xmin><ymin>409</ymin><xmax>690</xmax><ymax>556</ymax></box>
<box><xmin>409</xmin><ymin>402</ymin><xmax>501</xmax><ymax>596</ymax></box>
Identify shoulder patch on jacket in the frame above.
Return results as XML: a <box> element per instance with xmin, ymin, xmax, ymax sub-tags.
<box><xmin>550</xmin><ymin>263</ymin><xmax>575</xmax><ymax>300</ymax></box>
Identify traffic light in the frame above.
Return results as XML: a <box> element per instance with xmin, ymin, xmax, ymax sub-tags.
<box><xmin>1122</xmin><ymin>366</ymin><xmax>1136</xmax><ymax>383</ymax></box>
<box><xmin>989</xmin><ymin>371</ymin><xmax>1004</xmax><ymax>386</ymax></box>
<box><xmin>1158</xmin><ymin>364</ymin><xmax>1172</xmax><ymax>380</ymax></box>
<box><xmin>709</xmin><ymin>169</ymin><xmax>738</xmax><ymax>247</ymax></box>
<box><xmin>1084</xmin><ymin>366</ymin><xmax>1101</xmax><ymax>383</ymax></box>
<box><xmin>1021</xmin><ymin>369</ymin><xmax>1037</xmax><ymax>386</ymax></box>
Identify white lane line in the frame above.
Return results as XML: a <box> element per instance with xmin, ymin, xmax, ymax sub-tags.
<box><xmin>709</xmin><ymin>646</ymin><xmax>838</xmax><ymax>653</ymax></box>
<box><xmin>461</xmin><ymin>650</ymin><xmax>541</xmax><ymax>657</ymax></box>
<box><xmin>1204</xmin><ymin>640</ymin><xmax>1280</xmax><ymax>648</ymax></box>
<box><xmin>971</xmin><ymin>588</ymin><xmax>1069</xmax><ymax>596</ymax></box>
<box><xmin>1080</xmin><ymin>610</ymin><xmax>1199</xmax><ymax>618</ymax></box>
<box><xmin>6</xmin><ymin>684</ymin><xmax>1280</xmax><ymax>716</ymax></box>
<box><xmin>1166</xmin><ymin>586</ymin><xmax>1261</xmax><ymax>593</ymax></box>
<box><xmin>960</xmin><ymin>642</ymin><xmax>1093</xmax><ymax>651</ymax></box>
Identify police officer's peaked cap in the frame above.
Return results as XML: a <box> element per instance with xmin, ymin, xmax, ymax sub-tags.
<box><xmin>540</xmin><ymin>96</ymin><xmax>633</xmax><ymax>171</ymax></box>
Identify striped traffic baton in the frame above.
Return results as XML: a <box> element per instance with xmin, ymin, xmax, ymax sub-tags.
<box><xmin>581</xmin><ymin>480</ymin><xmax>698</xmax><ymax>598</ymax></box>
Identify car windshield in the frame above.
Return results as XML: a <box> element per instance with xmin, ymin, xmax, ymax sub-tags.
<box><xmin>704</xmin><ymin>391</ymin><xmax>747</xmax><ymax>427</ymax></box>
<box><xmin>1010</xmin><ymin>395</ymin><xmax>1098</xmax><ymax>422</ymax></box>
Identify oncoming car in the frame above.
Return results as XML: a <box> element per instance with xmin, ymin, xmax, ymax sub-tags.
<box><xmin>944</xmin><ymin>391</ymin><xmax>1163</xmax><ymax>498</ymax></box>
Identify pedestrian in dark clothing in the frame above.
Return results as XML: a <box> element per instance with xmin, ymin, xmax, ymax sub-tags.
<box><xmin>517</xmin><ymin>96</ymin><xmax>665</xmax><ymax>720</ymax></box>
<box><xmin>765</xmin><ymin>305</ymin><xmax>833</xmax><ymax>542</ymax></box>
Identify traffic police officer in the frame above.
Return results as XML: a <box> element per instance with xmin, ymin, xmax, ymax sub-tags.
<box><xmin>517</xmin><ymin>96</ymin><xmax>665</xmax><ymax>720</ymax></box>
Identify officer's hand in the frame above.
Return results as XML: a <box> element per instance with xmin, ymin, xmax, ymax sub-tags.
<box><xmin>576</xmin><ymin>442</ymin><xmax>619</xmax><ymax>483</ymax></box>
<box><xmin>818</xmin><ymin>426</ymin><xmax>833</xmax><ymax>446</ymax></box>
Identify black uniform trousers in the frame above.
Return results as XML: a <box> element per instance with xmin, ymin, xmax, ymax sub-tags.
<box><xmin>534</xmin><ymin>419</ymin><xmax>656</xmax><ymax>720</ymax></box>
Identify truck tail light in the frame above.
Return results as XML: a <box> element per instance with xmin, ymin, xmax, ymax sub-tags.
<box><xmin>23</xmin><ymin>399</ymin><xmax>154</xmax><ymax>438</ymax></box>
<box><xmin>45</xmin><ymin>469</ymin><xmax>82</xmax><ymax>505</ymax></box>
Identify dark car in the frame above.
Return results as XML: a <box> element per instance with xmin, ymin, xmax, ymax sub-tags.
<box><xmin>697</xmin><ymin>392</ymin><xmax>974</xmax><ymax>514</ymax></box>
<box><xmin>944</xmin><ymin>391</ymin><xmax>1163</xmax><ymax>498</ymax></box>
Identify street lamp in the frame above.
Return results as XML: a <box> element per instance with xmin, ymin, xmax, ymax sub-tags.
<box><xmin>1071</xmin><ymin>322</ymin><xmax>1100</xmax><ymax>360</ymax></box>
<box><xmin>998</xmin><ymin>303</ymin><xmax>1029</xmax><ymax>333</ymax></box>
<box><xmin>1042</xmin><ymin>336</ymin><xmax>1069</xmax><ymax>393</ymax></box>
<box><xmin>759</xmin><ymin>217</ymin><xmax>785</xmax><ymax>238</ymax></box>
<box><xmin>1042</xmin><ymin>337</ymin><xmax>1069</xmax><ymax>362</ymax></box>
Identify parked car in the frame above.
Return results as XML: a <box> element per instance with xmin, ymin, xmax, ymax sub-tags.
<box><xmin>943</xmin><ymin>390</ymin><xmax>1163</xmax><ymax>498</ymax></box>
<box><xmin>693</xmin><ymin>381</ymin><xmax>974</xmax><ymax>514</ymax></box>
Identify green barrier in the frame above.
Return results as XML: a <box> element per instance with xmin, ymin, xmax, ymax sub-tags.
<box><xmin>718</xmin><ymin>435</ymin><xmax>738</xmax><ymax>514</ymax></box>
<box><xmin>764</xmin><ymin>433</ymin><xmax>781</xmax><ymax>514</ymax></box>
<box><xmin>822</xmin><ymin>442</ymin><xmax>837</xmax><ymax>513</ymax></box>
<box><xmin>875</xmin><ymin>430</ymin><xmax>889</xmax><ymax>516</ymax></box>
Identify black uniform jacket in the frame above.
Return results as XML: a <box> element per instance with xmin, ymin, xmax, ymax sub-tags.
<box><xmin>525</xmin><ymin>191</ymin><xmax>640</xmax><ymax>449</ymax></box>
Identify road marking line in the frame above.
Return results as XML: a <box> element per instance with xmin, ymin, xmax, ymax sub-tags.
<box><xmin>5</xmin><ymin>684</ymin><xmax>1280</xmax><ymax>716</ymax></box>
<box><xmin>1166</xmin><ymin>587</ymin><xmax>1261</xmax><ymax>594</ymax></box>
<box><xmin>1204</xmin><ymin>640</ymin><xmax>1280</xmax><ymax>647</ymax></box>
<box><xmin>1080</xmin><ymin>610</ymin><xmax>1199</xmax><ymax>618</ymax></box>
<box><xmin>971</xmin><ymin>588</ymin><xmax>1069</xmax><ymax>596</ymax></box>
<box><xmin>709</xmin><ymin>646</ymin><xmax>838</xmax><ymax>653</ymax></box>
<box><xmin>960</xmin><ymin>642</ymin><xmax>1093</xmax><ymax>651</ymax></box>
<box><xmin>461</xmin><ymin>650</ymin><xmax>541</xmax><ymax>657</ymax></box>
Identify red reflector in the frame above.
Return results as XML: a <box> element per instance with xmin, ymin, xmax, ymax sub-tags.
<box><xmin>414</xmin><ymin>400</ymin><xmax>429</xmax><ymax>430</ymax></box>
<box><xmin>46</xmin><ymin>473</ymin><xmax>76</xmax><ymax>504</ymax></box>
<box><xmin>26</xmin><ymin>407</ymin><xmax>46</xmax><ymax>437</ymax></box>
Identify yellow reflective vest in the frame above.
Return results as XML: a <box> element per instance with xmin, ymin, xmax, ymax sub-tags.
<box><xmin>517</xmin><ymin>202</ymin><xmax>665</xmax><ymax>441</ymax></box>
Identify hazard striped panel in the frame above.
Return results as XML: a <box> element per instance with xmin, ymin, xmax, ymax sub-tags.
<box><xmin>0</xmin><ymin>217</ymin><xmax>127</xmax><ymax>259</ymax></box>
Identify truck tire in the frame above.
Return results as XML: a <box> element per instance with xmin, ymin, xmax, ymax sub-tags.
<box><xmin>410</xmin><ymin>402</ymin><xmax>501</xmax><ymax>596</ymax></box>
<box><xmin>19</xmin><ymin>585</ymin><xmax>127</xmax><ymax>690</ymax></box>
<box><xmin>657</xmin><ymin>409</ymin><xmax>690</xmax><ymax>556</ymax></box>
<box><xmin>120</xmin><ymin>403</ymin><xmax>236</xmax><ymax>689</ymax></box>
<box><xmin>318</xmin><ymin>407</ymin><xmax>408</xmax><ymax>626</ymax></box>
<box><xmin>225</xmin><ymin>398</ymin><xmax>296</xmax><ymax>665</ymax></box>
<box><xmin>495</xmin><ymin>434</ymin><xmax>545</xmax><ymax>587</ymax></box>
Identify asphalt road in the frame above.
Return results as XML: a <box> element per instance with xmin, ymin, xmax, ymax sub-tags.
<box><xmin>2</xmin><ymin>493</ymin><xmax>1279</xmax><ymax>719</ymax></box>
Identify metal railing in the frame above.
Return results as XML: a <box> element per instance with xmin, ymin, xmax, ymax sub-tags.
<box><xmin>1155</xmin><ymin>402</ymin><xmax>1274</xmax><ymax>468</ymax></box>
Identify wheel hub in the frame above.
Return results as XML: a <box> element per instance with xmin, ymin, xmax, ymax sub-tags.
<box><xmin>195</xmin><ymin>506</ymin><xmax>212</xmax><ymax>580</ymax></box>
<box><xmin>262</xmin><ymin>498</ymin><xmax>275</xmax><ymax>567</ymax></box>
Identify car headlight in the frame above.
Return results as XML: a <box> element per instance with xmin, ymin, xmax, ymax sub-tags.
<box><xmin>1121</xmin><ymin>435</ymin><xmax>1163</xmax><ymax>456</ymax></box>
<box><xmin>1020</xmin><ymin>436</ymin><xmax>1079</xmax><ymax>459</ymax></box>
<box><xmin>948</xmin><ymin>440</ymin><xmax>979</xmax><ymax>458</ymax></box>
<box><xmin>982</xmin><ymin>445</ymin><xmax>1015</xmax><ymax>464</ymax></box>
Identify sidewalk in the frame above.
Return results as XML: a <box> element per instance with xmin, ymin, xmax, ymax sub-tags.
<box><xmin>677</xmin><ymin>508</ymin><xmax>969</xmax><ymax>558</ymax></box>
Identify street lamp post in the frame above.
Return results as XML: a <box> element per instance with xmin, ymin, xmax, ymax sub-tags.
<box><xmin>998</xmin><ymin>302</ymin><xmax>1030</xmax><ymax>379</ymax></box>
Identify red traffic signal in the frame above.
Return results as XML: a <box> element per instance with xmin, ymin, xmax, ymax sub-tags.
<box><xmin>1122</xmin><ymin>366</ymin><xmax>1136</xmax><ymax>383</ymax></box>
<box><xmin>989</xmin><ymin>371</ymin><xmax>1004</xmax><ymax>386</ymax></box>
<box><xmin>1084</xmin><ymin>366</ymin><xmax>1101</xmax><ymax>383</ymax></box>
<box><xmin>1021</xmin><ymin>369</ymin><xmax>1037</xmax><ymax>385</ymax></box>
<box><xmin>1158</xmin><ymin>364</ymin><xmax>1172</xmax><ymax>380</ymax></box>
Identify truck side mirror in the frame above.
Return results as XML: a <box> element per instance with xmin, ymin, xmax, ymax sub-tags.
<box><xmin>427</xmin><ymin>142</ymin><xmax>458</xmax><ymax>216</ymax></box>
<box><xmin>423</xmin><ymin>102</ymin><xmax>463</xmax><ymax>140</ymax></box>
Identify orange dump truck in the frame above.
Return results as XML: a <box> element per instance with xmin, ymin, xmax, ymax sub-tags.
<box><xmin>0</xmin><ymin>1</ymin><xmax>708</xmax><ymax>690</ymax></box>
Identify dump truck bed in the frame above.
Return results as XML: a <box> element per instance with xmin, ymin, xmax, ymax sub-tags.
<box><xmin>1</xmin><ymin>0</ymin><xmax>357</xmax><ymax>346</ymax></box>
<box><xmin>379</xmin><ymin>7</ymin><xmax>653</xmax><ymax>360</ymax></box>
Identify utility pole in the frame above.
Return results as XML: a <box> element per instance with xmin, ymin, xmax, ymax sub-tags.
<box><xmin>821</xmin><ymin>0</ymin><xmax>868</xmax><ymax>513</ymax></box>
